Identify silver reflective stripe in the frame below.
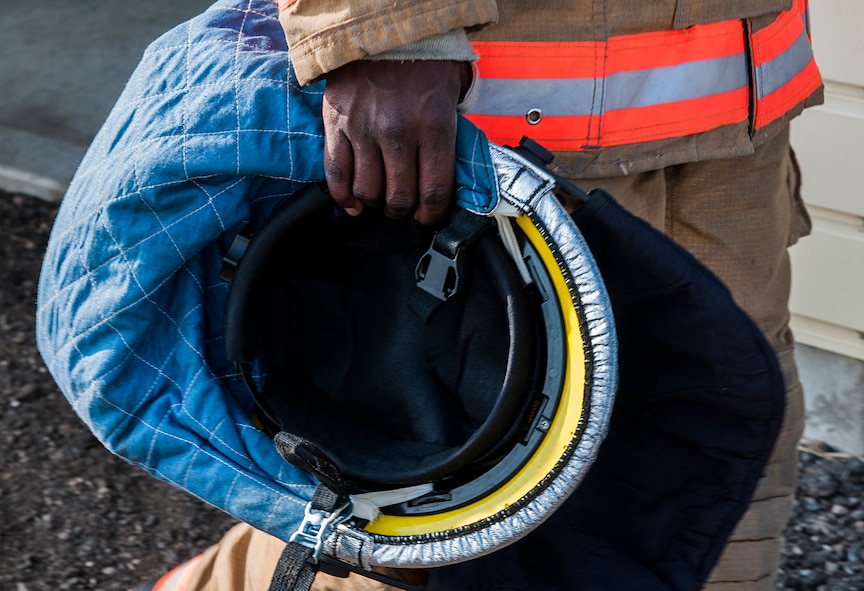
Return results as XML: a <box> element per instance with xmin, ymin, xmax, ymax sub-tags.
<box><xmin>606</xmin><ymin>53</ymin><xmax>747</xmax><ymax>109</ymax></box>
<box><xmin>468</xmin><ymin>53</ymin><xmax>748</xmax><ymax>117</ymax></box>
<box><xmin>756</xmin><ymin>29</ymin><xmax>815</xmax><ymax>99</ymax></box>
<box><xmin>471</xmin><ymin>77</ymin><xmax>597</xmax><ymax>117</ymax></box>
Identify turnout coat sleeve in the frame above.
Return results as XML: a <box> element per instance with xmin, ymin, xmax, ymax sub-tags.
<box><xmin>277</xmin><ymin>0</ymin><xmax>822</xmax><ymax>178</ymax></box>
<box><xmin>35</xmin><ymin>0</ymin><xmax>501</xmax><ymax>546</ymax></box>
<box><xmin>276</xmin><ymin>0</ymin><xmax>498</xmax><ymax>85</ymax></box>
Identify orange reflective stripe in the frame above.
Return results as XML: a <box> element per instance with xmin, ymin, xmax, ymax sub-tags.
<box><xmin>473</xmin><ymin>43</ymin><xmax>607</xmax><ymax>80</ymax></box>
<box><xmin>756</xmin><ymin>58</ymin><xmax>821</xmax><ymax>128</ymax></box>
<box><xmin>466</xmin><ymin>114</ymin><xmax>590</xmax><ymax>151</ymax></box>
<box><xmin>603</xmin><ymin>87</ymin><xmax>750</xmax><ymax>146</ymax></box>
<box><xmin>466</xmin><ymin>1</ymin><xmax>820</xmax><ymax>150</ymax></box>
<box><xmin>753</xmin><ymin>4</ymin><xmax>804</xmax><ymax>64</ymax></box>
<box><xmin>473</xmin><ymin>20</ymin><xmax>746</xmax><ymax>81</ymax></box>
<box><xmin>608</xmin><ymin>19</ymin><xmax>746</xmax><ymax>72</ymax></box>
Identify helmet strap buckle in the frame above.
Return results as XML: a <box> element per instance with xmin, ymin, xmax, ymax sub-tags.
<box><xmin>288</xmin><ymin>495</ymin><xmax>352</xmax><ymax>564</ymax></box>
<box><xmin>272</xmin><ymin>485</ymin><xmax>426</xmax><ymax>591</ymax></box>
<box><xmin>415</xmin><ymin>246</ymin><xmax>460</xmax><ymax>301</ymax></box>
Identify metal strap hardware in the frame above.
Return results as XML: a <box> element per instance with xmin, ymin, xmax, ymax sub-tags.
<box><xmin>289</xmin><ymin>497</ymin><xmax>352</xmax><ymax>564</ymax></box>
<box><xmin>269</xmin><ymin>485</ymin><xmax>350</xmax><ymax>591</ymax></box>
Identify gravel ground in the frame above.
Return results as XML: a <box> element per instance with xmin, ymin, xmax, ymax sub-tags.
<box><xmin>1</xmin><ymin>190</ymin><xmax>238</xmax><ymax>591</ymax></box>
<box><xmin>1</xmin><ymin>189</ymin><xmax>863</xmax><ymax>591</ymax></box>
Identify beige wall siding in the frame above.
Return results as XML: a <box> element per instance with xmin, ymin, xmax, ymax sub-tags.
<box><xmin>789</xmin><ymin>0</ymin><xmax>864</xmax><ymax>361</ymax></box>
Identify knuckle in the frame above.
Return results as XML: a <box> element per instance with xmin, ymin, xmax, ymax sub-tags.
<box><xmin>384</xmin><ymin>193</ymin><xmax>416</xmax><ymax>218</ymax></box>
<box><xmin>367</xmin><ymin>112</ymin><xmax>415</xmax><ymax>143</ymax></box>
<box><xmin>353</xmin><ymin>187</ymin><xmax>384</xmax><ymax>207</ymax></box>
<box><xmin>414</xmin><ymin>188</ymin><xmax>452</xmax><ymax>226</ymax></box>
<box><xmin>378</xmin><ymin>119</ymin><xmax>410</xmax><ymax>143</ymax></box>
<box><xmin>324</xmin><ymin>158</ymin><xmax>350</xmax><ymax>186</ymax></box>
<box><xmin>421</xmin><ymin>187</ymin><xmax>452</xmax><ymax>212</ymax></box>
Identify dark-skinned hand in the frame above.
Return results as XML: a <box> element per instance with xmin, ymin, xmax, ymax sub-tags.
<box><xmin>322</xmin><ymin>60</ymin><xmax>470</xmax><ymax>227</ymax></box>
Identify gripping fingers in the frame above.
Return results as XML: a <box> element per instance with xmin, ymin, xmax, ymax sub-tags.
<box><xmin>323</xmin><ymin>128</ymin><xmax>363</xmax><ymax>216</ymax></box>
<box><xmin>415</xmin><ymin>122</ymin><xmax>457</xmax><ymax>227</ymax></box>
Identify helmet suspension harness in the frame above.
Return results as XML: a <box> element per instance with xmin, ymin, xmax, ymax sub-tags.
<box><xmin>219</xmin><ymin>140</ymin><xmax>617</xmax><ymax>591</ymax></box>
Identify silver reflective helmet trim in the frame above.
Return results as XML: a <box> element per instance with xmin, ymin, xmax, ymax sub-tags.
<box><xmin>323</xmin><ymin>144</ymin><xmax>619</xmax><ymax>568</ymax></box>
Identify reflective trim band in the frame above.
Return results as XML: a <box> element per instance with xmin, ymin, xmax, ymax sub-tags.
<box><xmin>468</xmin><ymin>87</ymin><xmax>750</xmax><ymax>150</ymax></box>
<box><xmin>752</xmin><ymin>0</ymin><xmax>823</xmax><ymax>128</ymax></box>
<box><xmin>466</xmin><ymin>0</ymin><xmax>820</xmax><ymax>150</ymax></box>
<box><xmin>473</xmin><ymin>18</ymin><xmax>746</xmax><ymax>80</ymax></box>
<box><xmin>472</xmin><ymin>53</ymin><xmax>748</xmax><ymax>117</ymax></box>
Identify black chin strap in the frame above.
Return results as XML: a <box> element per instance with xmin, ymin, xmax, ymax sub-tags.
<box><xmin>269</xmin><ymin>432</ymin><xmax>350</xmax><ymax>591</ymax></box>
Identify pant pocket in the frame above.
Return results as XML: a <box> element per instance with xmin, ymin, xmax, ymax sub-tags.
<box><xmin>786</xmin><ymin>146</ymin><xmax>811</xmax><ymax>246</ymax></box>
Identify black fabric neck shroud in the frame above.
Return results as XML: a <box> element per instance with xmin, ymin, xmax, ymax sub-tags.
<box><xmin>223</xmin><ymin>185</ymin><xmax>543</xmax><ymax>493</ymax></box>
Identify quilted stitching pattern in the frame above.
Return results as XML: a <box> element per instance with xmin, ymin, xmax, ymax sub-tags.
<box><xmin>36</xmin><ymin>0</ymin><xmax>497</xmax><ymax>542</ymax></box>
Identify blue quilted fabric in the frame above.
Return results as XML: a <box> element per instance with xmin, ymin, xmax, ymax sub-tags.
<box><xmin>36</xmin><ymin>0</ymin><xmax>498</xmax><ymax>542</ymax></box>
